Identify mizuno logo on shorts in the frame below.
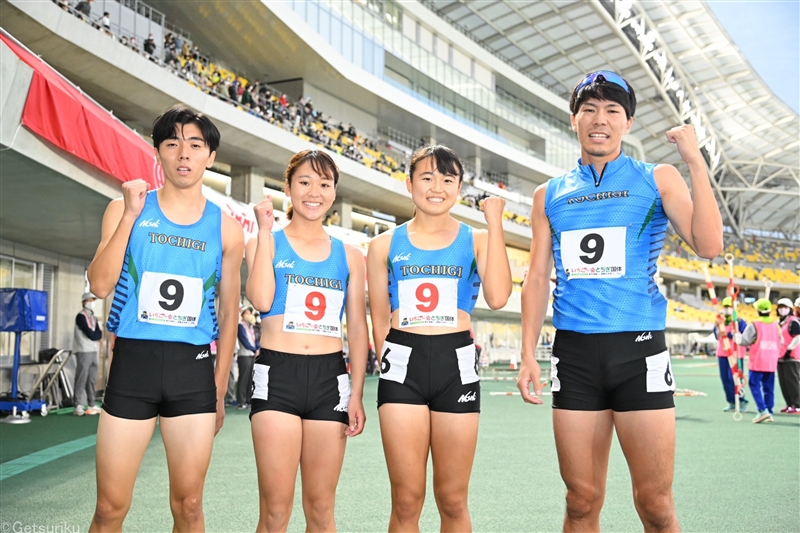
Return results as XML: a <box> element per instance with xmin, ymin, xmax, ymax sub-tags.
<box><xmin>196</xmin><ymin>350</ymin><xmax>210</xmax><ymax>360</ymax></box>
<box><xmin>635</xmin><ymin>332</ymin><xmax>652</xmax><ymax>342</ymax></box>
<box><xmin>458</xmin><ymin>391</ymin><xmax>477</xmax><ymax>403</ymax></box>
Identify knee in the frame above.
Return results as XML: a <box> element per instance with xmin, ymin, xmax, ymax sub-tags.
<box><xmin>170</xmin><ymin>493</ymin><xmax>203</xmax><ymax>523</ymax></box>
<box><xmin>634</xmin><ymin>490</ymin><xmax>675</xmax><ymax>528</ymax></box>
<box><xmin>391</xmin><ymin>488</ymin><xmax>425</xmax><ymax>522</ymax></box>
<box><xmin>260</xmin><ymin>498</ymin><xmax>292</xmax><ymax>529</ymax></box>
<box><xmin>302</xmin><ymin>495</ymin><xmax>334</xmax><ymax>526</ymax></box>
<box><xmin>433</xmin><ymin>489</ymin><xmax>468</xmax><ymax>521</ymax></box>
<box><xmin>94</xmin><ymin>496</ymin><xmax>130</xmax><ymax>525</ymax></box>
<box><xmin>565</xmin><ymin>484</ymin><xmax>603</xmax><ymax>520</ymax></box>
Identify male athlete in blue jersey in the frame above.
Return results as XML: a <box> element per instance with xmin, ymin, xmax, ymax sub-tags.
<box><xmin>517</xmin><ymin>71</ymin><xmax>723</xmax><ymax>532</ymax></box>
<box><xmin>87</xmin><ymin>105</ymin><xmax>244</xmax><ymax>532</ymax></box>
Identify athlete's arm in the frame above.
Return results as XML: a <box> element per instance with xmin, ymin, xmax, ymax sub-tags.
<box><xmin>245</xmin><ymin>197</ymin><xmax>276</xmax><ymax>313</ymax></box>
<box><xmin>344</xmin><ymin>244</ymin><xmax>368</xmax><ymax>437</ymax></box>
<box><xmin>476</xmin><ymin>197</ymin><xmax>512</xmax><ymax>309</ymax></box>
<box><xmin>517</xmin><ymin>184</ymin><xmax>550</xmax><ymax>405</ymax></box>
<box><xmin>87</xmin><ymin>179</ymin><xmax>149</xmax><ymax>298</ymax></box>
<box><xmin>367</xmin><ymin>232</ymin><xmax>392</xmax><ymax>361</ymax></box>
<box><xmin>214</xmin><ymin>214</ymin><xmax>245</xmax><ymax>435</ymax></box>
<box><xmin>655</xmin><ymin>125</ymin><xmax>723</xmax><ymax>259</ymax></box>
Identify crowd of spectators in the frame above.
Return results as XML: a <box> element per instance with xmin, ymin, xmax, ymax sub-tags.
<box><xmin>52</xmin><ymin>0</ymin><xmax>534</xmax><ymax>227</ymax></box>
<box><xmin>660</xmin><ymin>227</ymin><xmax>799</xmax><ymax>285</ymax></box>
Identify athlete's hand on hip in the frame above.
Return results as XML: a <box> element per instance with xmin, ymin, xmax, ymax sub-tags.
<box><xmin>345</xmin><ymin>396</ymin><xmax>366</xmax><ymax>437</ymax></box>
<box><xmin>214</xmin><ymin>400</ymin><xmax>225</xmax><ymax>436</ymax></box>
<box><xmin>480</xmin><ymin>196</ymin><xmax>506</xmax><ymax>226</ymax></box>
<box><xmin>665</xmin><ymin>124</ymin><xmax>704</xmax><ymax>166</ymax></box>
<box><xmin>517</xmin><ymin>357</ymin><xmax>544</xmax><ymax>405</ymax></box>
<box><xmin>122</xmin><ymin>179</ymin><xmax>148</xmax><ymax>219</ymax></box>
<box><xmin>253</xmin><ymin>196</ymin><xmax>275</xmax><ymax>232</ymax></box>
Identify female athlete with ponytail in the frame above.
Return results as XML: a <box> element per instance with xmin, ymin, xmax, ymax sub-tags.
<box><xmin>245</xmin><ymin>149</ymin><xmax>368</xmax><ymax>532</ymax></box>
<box><xmin>367</xmin><ymin>145</ymin><xmax>512</xmax><ymax>532</ymax></box>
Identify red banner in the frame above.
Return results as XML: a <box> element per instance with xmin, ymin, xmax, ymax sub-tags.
<box><xmin>2</xmin><ymin>32</ymin><xmax>164</xmax><ymax>188</ymax></box>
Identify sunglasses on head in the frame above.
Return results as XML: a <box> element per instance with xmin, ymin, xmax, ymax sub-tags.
<box><xmin>575</xmin><ymin>71</ymin><xmax>630</xmax><ymax>94</ymax></box>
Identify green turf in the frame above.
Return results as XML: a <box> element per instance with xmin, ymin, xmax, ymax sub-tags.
<box><xmin>0</xmin><ymin>360</ymin><xmax>798</xmax><ymax>532</ymax></box>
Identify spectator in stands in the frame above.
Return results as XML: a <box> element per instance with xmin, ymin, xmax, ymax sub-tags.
<box><xmin>75</xmin><ymin>0</ymin><xmax>92</xmax><ymax>17</ymax></box>
<box><xmin>776</xmin><ymin>298</ymin><xmax>800</xmax><ymax>414</ymax></box>
<box><xmin>713</xmin><ymin>297</ymin><xmax>749</xmax><ymax>412</ymax></box>
<box><xmin>143</xmin><ymin>34</ymin><xmax>156</xmax><ymax>57</ymax></box>
<box><xmin>100</xmin><ymin>12</ymin><xmax>111</xmax><ymax>35</ymax></box>
<box><xmin>73</xmin><ymin>292</ymin><xmax>102</xmax><ymax>416</ymax></box>
<box><xmin>129</xmin><ymin>36</ymin><xmax>139</xmax><ymax>53</ymax></box>
<box><xmin>736</xmin><ymin>298</ymin><xmax>782</xmax><ymax>423</ymax></box>
<box><xmin>330</xmin><ymin>210</ymin><xmax>340</xmax><ymax>226</ymax></box>
<box><xmin>361</xmin><ymin>224</ymin><xmax>370</xmax><ymax>236</ymax></box>
<box><xmin>236</xmin><ymin>306</ymin><xmax>258</xmax><ymax>410</ymax></box>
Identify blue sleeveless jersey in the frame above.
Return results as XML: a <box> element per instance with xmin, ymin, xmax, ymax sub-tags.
<box><xmin>545</xmin><ymin>152</ymin><xmax>668</xmax><ymax>333</ymax></box>
<box><xmin>261</xmin><ymin>229</ymin><xmax>349</xmax><ymax>320</ymax></box>
<box><xmin>106</xmin><ymin>190</ymin><xmax>222</xmax><ymax>344</ymax></box>
<box><xmin>387</xmin><ymin>222</ymin><xmax>480</xmax><ymax>314</ymax></box>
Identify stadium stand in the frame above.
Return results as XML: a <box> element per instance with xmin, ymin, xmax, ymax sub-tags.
<box><xmin>51</xmin><ymin>0</ymin><xmax>534</xmax><ymax>227</ymax></box>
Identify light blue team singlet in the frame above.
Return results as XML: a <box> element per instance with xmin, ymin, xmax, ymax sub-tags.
<box><xmin>387</xmin><ymin>222</ymin><xmax>480</xmax><ymax>326</ymax></box>
<box><xmin>107</xmin><ymin>190</ymin><xmax>222</xmax><ymax>345</ymax></box>
<box><xmin>545</xmin><ymin>152</ymin><xmax>668</xmax><ymax>334</ymax></box>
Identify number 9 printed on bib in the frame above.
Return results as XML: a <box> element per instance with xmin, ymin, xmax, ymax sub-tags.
<box><xmin>283</xmin><ymin>282</ymin><xmax>344</xmax><ymax>337</ymax></box>
<box><xmin>398</xmin><ymin>278</ymin><xmax>458</xmax><ymax>328</ymax></box>
<box><xmin>138</xmin><ymin>272</ymin><xmax>204</xmax><ymax>327</ymax></box>
<box><xmin>561</xmin><ymin>226</ymin><xmax>626</xmax><ymax>280</ymax></box>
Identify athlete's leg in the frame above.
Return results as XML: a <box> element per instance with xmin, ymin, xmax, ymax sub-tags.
<box><xmin>430</xmin><ymin>412</ymin><xmax>479</xmax><ymax>533</ymax></box>
<box><xmin>614</xmin><ymin>409</ymin><xmax>679</xmax><ymax>533</ymax></box>
<box><xmin>379</xmin><ymin>404</ymin><xmax>431</xmax><ymax>533</ymax></box>
<box><xmin>160</xmin><ymin>413</ymin><xmax>216</xmax><ymax>533</ymax></box>
<box><xmin>252</xmin><ymin>411</ymin><xmax>303</xmax><ymax>532</ymax></box>
<box><xmin>90</xmin><ymin>412</ymin><xmax>157</xmax><ymax>532</ymax></box>
<box><xmin>552</xmin><ymin>409</ymin><xmax>614</xmax><ymax>533</ymax></box>
<box><xmin>298</xmin><ymin>420</ymin><xmax>347</xmax><ymax>532</ymax></box>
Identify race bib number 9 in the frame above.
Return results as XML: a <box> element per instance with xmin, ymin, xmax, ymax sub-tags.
<box><xmin>138</xmin><ymin>272</ymin><xmax>204</xmax><ymax>327</ymax></box>
<box><xmin>283</xmin><ymin>282</ymin><xmax>344</xmax><ymax>337</ymax></box>
<box><xmin>398</xmin><ymin>278</ymin><xmax>458</xmax><ymax>328</ymax></box>
<box><xmin>561</xmin><ymin>226</ymin><xmax>626</xmax><ymax>280</ymax></box>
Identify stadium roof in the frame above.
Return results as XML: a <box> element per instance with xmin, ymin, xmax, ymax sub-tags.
<box><xmin>422</xmin><ymin>0</ymin><xmax>799</xmax><ymax>238</ymax></box>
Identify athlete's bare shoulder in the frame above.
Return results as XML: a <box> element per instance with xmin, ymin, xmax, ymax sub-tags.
<box><xmin>368</xmin><ymin>231</ymin><xmax>393</xmax><ymax>257</ymax></box>
<box><xmin>221</xmin><ymin>211</ymin><xmax>245</xmax><ymax>249</ymax></box>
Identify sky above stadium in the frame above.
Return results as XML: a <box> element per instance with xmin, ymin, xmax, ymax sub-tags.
<box><xmin>707</xmin><ymin>1</ymin><xmax>800</xmax><ymax>114</ymax></box>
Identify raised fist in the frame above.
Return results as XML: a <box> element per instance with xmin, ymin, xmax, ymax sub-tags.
<box><xmin>665</xmin><ymin>124</ymin><xmax>704</xmax><ymax>166</ymax></box>
<box><xmin>253</xmin><ymin>196</ymin><xmax>275</xmax><ymax>232</ymax></box>
<box><xmin>480</xmin><ymin>196</ymin><xmax>506</xmax><ymax>225</ymax></box>
<box><xmin>122</xmin><ymin>179</ymin><xmax>148</xmax><ymax>219</ymax></box>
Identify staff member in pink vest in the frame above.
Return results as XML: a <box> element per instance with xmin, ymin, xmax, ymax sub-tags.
<box><xmin>713</xmin><ymin>297</ymin><xmax>748</xmax><ymax>412</ymax></box>
<box><xmin>776</xmin><ymin>298</ymin><xmax>800</xmax><ymax>414</ymax></box>
<box><xmin>735</xmin><ymin>298</ymin><xmax>781</xmax><ymax>423</ymax></box>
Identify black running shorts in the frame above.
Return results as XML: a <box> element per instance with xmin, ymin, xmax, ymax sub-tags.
<box><xmin>377</xmin><ymin>328</ymin><xmax>480</xmax><ymax>413</ymax></box>
<box><xmin>103</xmin><ymin>337</ymin><xmax>217</xmax><ymax>420</ymax></box>
<box><xmin>250</xmin><ymin>349</ymin><xmax>350</xmax><ymax>424</ymax></box>
<box><xmin>551</xmin><ymin>329</ymin><xmax>675</xmax><ymax>412</ymax></box>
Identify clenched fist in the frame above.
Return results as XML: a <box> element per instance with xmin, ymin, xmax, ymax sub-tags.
<box><xmin>480</xmin><ymin>196</ymin><xmax>505</xmax><ymax>226</ymax></box>
<box><xmin>122</xmin><ymin>179</ymin><xmax>148</xmax><ymax>219</ymax></box>
<box><xmin>253</xmin><ymin>196</ymin><xmax>275</xmax><ymax>233</ymax></box>
<box><xmin>666</xmin><ymin>124</ymin><xmax>704</xmax><ymax>166</ymax></box>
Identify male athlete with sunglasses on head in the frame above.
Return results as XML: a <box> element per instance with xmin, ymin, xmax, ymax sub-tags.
<box><xmin>518</xmin><ymin>71</ymin><xmax>723</xmax><ymax>532</ymax></box>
